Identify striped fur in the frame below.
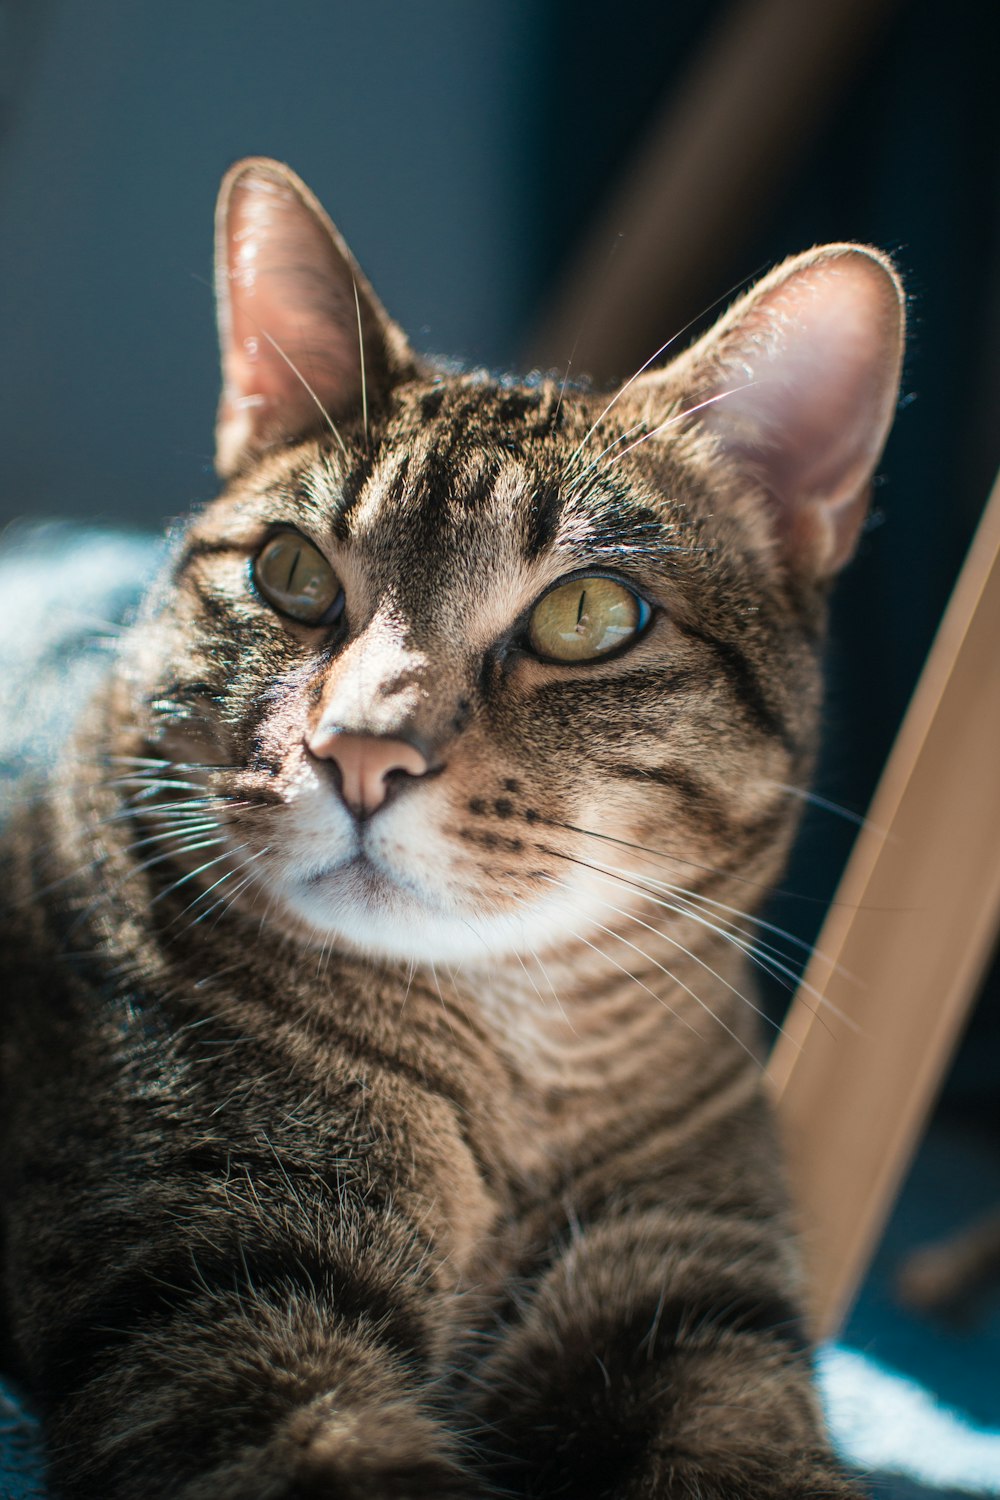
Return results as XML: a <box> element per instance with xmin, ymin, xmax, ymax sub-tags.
<box><xmin>0</xmin><ymin>160</ymin><xmax>904</xmax><ymax>1497</ymax></box>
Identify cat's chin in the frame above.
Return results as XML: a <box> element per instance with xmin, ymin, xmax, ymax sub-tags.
<box><xmin>273</xmin><ymin>855</ymin><xmax>569</xmax><ymax>967</ymax></box>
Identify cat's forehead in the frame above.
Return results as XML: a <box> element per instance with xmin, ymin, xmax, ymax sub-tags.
<box><xmin>321</xmin><ymin>376</ymin><xmax>688</xmax><ymax>562</ymax></box>
<box><xmin>208</xmin><ymin>373</ymin><xmax>701</xmax><ymax>648</ymax></box>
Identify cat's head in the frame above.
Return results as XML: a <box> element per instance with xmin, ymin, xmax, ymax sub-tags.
<box><xmin>117</xmin><ymin>158</ymin><xmax>904</xmax><ymax>966</ymax></box>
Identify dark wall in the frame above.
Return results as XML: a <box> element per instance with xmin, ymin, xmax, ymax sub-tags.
<box><xmin>0</xmin><ymin>0</ymin><xmax>540</xmax><ymax>525</ymax></box>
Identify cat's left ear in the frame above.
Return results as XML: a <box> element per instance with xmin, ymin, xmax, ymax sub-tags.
<box><xmin>214</xmin><ymin>158</ymin><xmax>417</xmax><ymax>477</ymax></box>
<box><xmin>630</xmin><ymin>245</ymin><xmax>905</xmax><ymax>578</ymax></box>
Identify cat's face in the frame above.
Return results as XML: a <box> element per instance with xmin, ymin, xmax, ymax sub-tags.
<box><xmin>117</xmin><ymin>160</ymin><xmax>904</xmax><ymax>966</ymax></box>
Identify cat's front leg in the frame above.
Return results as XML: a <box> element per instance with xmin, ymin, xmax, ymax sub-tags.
<box><xmin>473</xmin><ymin>1208</ymin><xmax>862</xmax><ymax>1500</ymax></box>
<box><xmin>2</xmin><ymin>989</ymin><xmax>486</xmax><ymax>1497</ymax></box>
<box><xmin>78</xmin><ymin>1324</ymin><xmax>471</xmax><ymax>1500</ymax></box>
<box><xmin>21</xmin><ymin>1199</ymin><xmax>479</xmax><ymax>1500</ymax></box>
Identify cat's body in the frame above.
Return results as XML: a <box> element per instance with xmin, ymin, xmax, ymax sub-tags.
<box><xmin>0</xmin><ymin>160</ymin><xmax>904</xmax><ymax>1498</ymax></box>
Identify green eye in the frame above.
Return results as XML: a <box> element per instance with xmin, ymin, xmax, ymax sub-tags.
<box><xmin>253</xmin><ymin>533</ymin><xmax>343</xmax><ymax>625</ymax></box>
<box><xmin>528</xmin><ymin>576</ymin><xmax>649</xmax><ymax>662</ymax></box>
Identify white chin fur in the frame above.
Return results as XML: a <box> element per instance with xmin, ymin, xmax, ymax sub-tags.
<box><xmin>277</xmin><ymin>863</ymin><xmax>574</xmax><ymax>965</ymax></box>
<box><xmin>259</xmin><ymin>778</ymin><xmax>579</xmax><ymax>965</ymax></box>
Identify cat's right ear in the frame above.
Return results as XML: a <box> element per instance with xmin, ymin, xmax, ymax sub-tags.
<box><xmin>621</xmin><ymin>245</ymin><xmax>905</xmax><ymax>579</ymax></box>
<box><xmin>214</xmin><ymin>158</ymin><xmax>417</xmax><ymax>478</ymax></box>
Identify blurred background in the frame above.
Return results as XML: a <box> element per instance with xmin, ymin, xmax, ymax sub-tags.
<box><xmin>0</xmin><ymin>0</ymin><xmax>997</xmax><ymax>1435</ymax></box>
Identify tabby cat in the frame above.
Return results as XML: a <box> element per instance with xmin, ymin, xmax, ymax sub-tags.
<box><xmin>0</xmin><ymin>158</ymin><xmax>904</xmax><ymax>1499</ymax></box>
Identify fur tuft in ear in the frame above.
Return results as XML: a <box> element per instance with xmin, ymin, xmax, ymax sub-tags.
<box><xmin>635</xmin><ymin>245</ymin><xmax>906</xmax><ymax>578</ymax></box>
<box><xmin>214</xmin><ymin>158</ymin><xmax>417</xmax><ymax>478</ymax></box>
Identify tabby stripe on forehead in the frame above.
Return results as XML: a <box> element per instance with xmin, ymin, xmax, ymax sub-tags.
<box><xmin>673</xmin><ymin>618</ymin><xmax>797</xmax><ymax>755</ymax></box>
<box><xmin>328</xmin><ymin>451</ymin><xmax>382</xmax><ymax>539</ymax></box>
<box><xmin>523</xmin><ymin>482</ymin><xmax>564</xmax><ymax>560</ymax></box>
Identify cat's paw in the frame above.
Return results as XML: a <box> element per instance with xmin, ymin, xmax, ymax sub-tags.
<box><xmin>616</xmin><ymin>1453</ymin><xmax>869</xmax><ymax>1500</ymax></box>
<box><xmin>177</xmin><ymin>1397</ymin><xmax>475</xmax><ymax>1500</ymax></box>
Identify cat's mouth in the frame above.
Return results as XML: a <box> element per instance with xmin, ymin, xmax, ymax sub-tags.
<box><xmin>303</xmin><ymin>851</ymin><xmax>426</xmax><ymax>911</ymax></box>
<box><xmin>283</xmin><ymin>845</ymin><xmax>488</xmax><ymax>962</ymax></box>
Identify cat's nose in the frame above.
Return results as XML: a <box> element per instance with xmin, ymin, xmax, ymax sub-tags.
<box><xmin>307</xmin><ymin>728</ymin><xmax>430</xmax><ymax>818</ymax></box>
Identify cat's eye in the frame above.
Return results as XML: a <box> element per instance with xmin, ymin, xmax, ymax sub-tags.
<box><xmin>253</xmin><ymin>533</ymin><xmax>343</xmax><ymax>625</ymax></box>
<box><xmin>528</xmin><ymin>576</ymin><xmax>650</xmax><ymax>663</ymax></box>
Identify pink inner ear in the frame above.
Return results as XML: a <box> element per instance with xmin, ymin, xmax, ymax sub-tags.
<box><xmin>700</xmin><ymin>250</ymin><xmax>905</xmax><ymax>576</ymax></box>
<box><xmin>219</xmin><ymin>170</ymin><xmax>360</xmax><ymax>450</ymax></box>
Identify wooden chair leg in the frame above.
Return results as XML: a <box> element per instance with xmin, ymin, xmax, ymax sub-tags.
<box><xmin>768</xmin><ymin>466</ymin><xmax>1000</xmax><ymax>1340</ymax></box>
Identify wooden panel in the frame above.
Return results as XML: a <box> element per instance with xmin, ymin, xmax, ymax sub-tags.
<box><xmin>769</xmin><ymin>468</ymin><xmax>1000</xmax><ymax>1339</ymax></box>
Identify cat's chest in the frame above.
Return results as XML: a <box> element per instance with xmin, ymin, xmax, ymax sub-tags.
<box><xmin>112</xmin><ymin>918</ymin><xmax>753</xmax><ymax>1254</ymax></box>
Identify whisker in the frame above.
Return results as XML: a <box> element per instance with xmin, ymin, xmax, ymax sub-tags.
<box><xmin>559</xmin><ymin>263</ymin><xmax>768</xmax><ymax>480</ymax></box>
<box><xmin>512</xmin><ymin>946</ymin><xmax>566</xmax><ymax>1030</ymax></box>
<box><xmin>524</xmin><ymin>944</ymin><xmax>578</xmax><ymax>1037</ymax></box>
<box><xmin>167</xmin><ymin>848</ymin><xmax>256</xmax><ymax>919</ymax></box>
<box><xmin>256</xmin><ymin>327</ymin><xmax>349</xmax><ymax>462</ymax></box>
<box><xmin>655</xmin><ymin>886</ymin><xmax>824</xmax><ymax>994</ymax></box>
<box><xmin>180</xmin><ymin>850</ymin><xmax>271</xmax><ymax>932</ymax></box>
<box><xmin>541</xmin><ymin>876</ymin><xmax>763</xmax><ymax>1063</ymax></box>
<box><xmin>582</xmin><ymin>849</ymin><xmax>855</xmax><ymax>980</ymax></box>
<box><xmin>562</xmin><ymin>327</ymin><xmax>709</xmax><ymax>480</ymax></box>
<box><xmin>542</xmin><ymin>814</ymin><xmax>829</xmax><ymax>905</ymax></box>
<box><xmin>52</xmin><ymin>833</ymin><xmax>229</xmax><ymax>931</ymax></box>
<box><xmin>397</xmin><ymin>959</ymin><xmax>416</xmax><ymax>1017</ymax></box>
<box><xmin>534</xmin><ymin>891</ymin><xmax>698</xmax><ymax>1040</ymax></box>
<box><xmin>101</xmin><ymin>795</ymin><xmax>251</xmax><ymax>825</ymax></box>
<box><xmin>548</xmin><ymin>235</ymin><xmax>626</xmax><ymax>438</ymax></box>
<box><xmin>117</xmin><ymin>820</ymin><xmax>222</xmax><ymax>856</ymax></box>
<box><xmin>96</xmin><ymin>771</ymin><xmax>222</xmax><ymax>799</ymax></box>
<box><xmin>352</xmin><ymin>278</ymin><xmax>369</xmax><ymax>451</ymax></box>
<box><xmin>101</xmin><ymin>754</ymin><xmax>238</xmax><ymax>774</ymax></box>
<box><xmin>427</xmin><ymin>959</ymin><xmax>457</xmax><ymax>1035</ymax></box>
<box><xmin>148</xmin><ymin>845</ymin><xmax>242</xmax><ymax>908</ymax></box>
<box><xmin>103</xmin><ymin>754</ymin><xmax>174</xmax><ymax>769</ymax></box>
<box><xmin>545</xmin><ymin>847</ymin><xmax>852</xmax><ymax>1035</ymax></box>
<box><xmin>600</xmin><ymin>384</ymin><xmax>757</xmax><ymax>472</ymax></box>
<box><xmin>564</xmin><ymin>877</ymin><xmax>784</xmax><ymax>1040</ymax></box>
<box><xmin>563</xmin><ymin>419</ymin><xmax>646</xmax><ymax>495</ymax></box>
<box><xmin>764</xmin><ymin>781</ymin><xmax>891</xmax><ymax>839</ymax></box>
<box><xmin>550</xmin><ymin>352</ymin><xmax>576</xmax><ymax>437</ymax></box>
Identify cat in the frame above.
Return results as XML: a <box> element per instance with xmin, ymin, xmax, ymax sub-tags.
<box><xmin>0</xmin><ymin>157</ymin><xmax>904</xmax><ymax>1499</ymax></box>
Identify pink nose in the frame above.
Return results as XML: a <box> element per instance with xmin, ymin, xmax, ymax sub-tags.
<box><xmin>307</xmin><ymin>728</ymin><xmax>429</xmax><ymax>817</ymax></box>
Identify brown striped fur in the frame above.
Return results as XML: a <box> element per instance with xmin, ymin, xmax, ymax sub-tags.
<box><xmin>0</xmin><ymin>159</ymin><xmax>904</xmax><ymax>1497</ymax></box>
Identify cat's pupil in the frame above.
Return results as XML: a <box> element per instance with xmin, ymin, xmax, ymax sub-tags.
<box><xmin>253</xmin><ymin>532</ymin><xmax>342</xmax><ymax>626</ymax></box>
<box><xmin>528</xmin><ymin>576</ymin><xmax>645</xmax><ymax>662</ymax></box>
